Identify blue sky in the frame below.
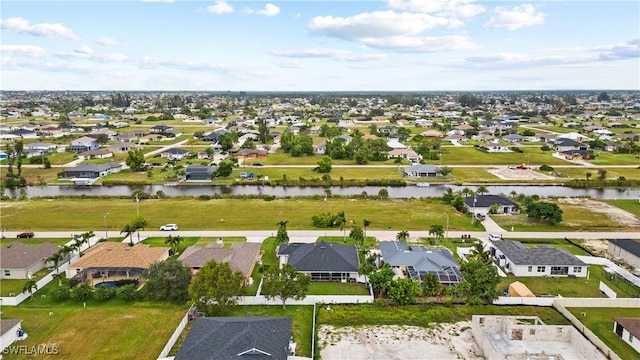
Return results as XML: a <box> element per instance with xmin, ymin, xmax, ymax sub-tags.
<box><xmin>1</xmin><ymin>1</ymin><xmax>639</xmax><ymax>91</ymax></box>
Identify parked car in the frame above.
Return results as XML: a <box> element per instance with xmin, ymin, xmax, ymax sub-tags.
<box><xmin>475</xmin><ymin>213</ymin><xmax>486</xmax><ymax>221</ymax></box>
<box><xmin>17</xmin><ymin>231</ymin><xmax>35</xmax><ymax>238</ymax></box>
<box><xmin>488</xmin><ymin>233</ymin><xmax>502</xmax><ymax>241</ymax></box>
<box><xmin>160</xmin><ymin>224</ymin><xmax>178</xmax><ymax>231</ymax></box>
<box><xmin>253</xmin><ymin>163</ymin><xmax>264</xmax><ymax>167</ymax></box>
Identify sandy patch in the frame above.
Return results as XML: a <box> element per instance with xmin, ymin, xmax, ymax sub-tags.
<box><xmin>318</xmin><ymin>322</ymin><xmax>483</xmax><ymax>360</ymax></box>
<box><xmin>487</xmin><ymin>166</ymin><xmax>556</xmax><ymax>180</ymax></box>
<box><xmin>557</xmin><ymin>198</ymin><xmax>640</xmax><ymax>228</ymax></box>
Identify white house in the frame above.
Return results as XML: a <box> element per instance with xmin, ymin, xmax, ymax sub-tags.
<box><xmin>608</xmin><ymin>239</ymin><xmax>640</xmax><ymax>269</ymax></box>
<box><xmin>0</xmin><ymin>319</ymin><xmax>25</xmax><ymax>354</ymax></box>
<box><xmin>613</xmin><ymin>318</ymin><xmax>640</xmax><ymax>355</ymax></box>
<box><xmin>489</xmin><ymin>240</ymin><xmax>587</xmax><ymax>277</ymax></box>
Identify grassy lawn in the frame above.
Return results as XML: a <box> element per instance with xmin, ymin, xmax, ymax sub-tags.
<box><xmin>234</xmin><ymin>166</ymin><xmax>403</xmax><ymax>181</ymax></box>
<box><xmin>193</xmin><ymin>236</ymin><xmax>246</xmax><ymax>247</ymax></box>
<box><xmin>0</xmin><ymin>238</ymin><xmax>70</xmax><ymax>247</ymax></box>
<box><xmin>141</xmin><ymin>236</ymin><xmax>197</xmax><ymax>255</ymax></box>
<box><xmin>307</xmin><ymin>282</ymin><xmax>369</xmax><ymax>295</ymax></box>
<box><xmin>0</xmin><ymin>198</ymin><xmax>474</xmax><ymax>231</ymax></box>
<box><xmin>497</xmin><ymin>265</ymin><xmax>640</xmax><ymax>298</ymax></box>
<box><xmin>439</xmin><ymin>147</ymin><xmax>567</xmax><ymax>166</ymax></box>
<box><xmin>0</xmin><ymin>301</ymin><xmax>188</xmax><ymax>360</ymax></box>
<box><xmin>0</xmin><ymin>268</ymin><xmax>51</xmax><ymax>296</ymax></box>
<box><xmin>602</xmin><ymin>199</ymin><xmax>640</xmax><ymax>217</ymax></box>
<box><xmin>491</xmin><ymin>200</ymin><xmax>627</xmax><ymax>231</ymax></box>
<box><xmin>241</xmin><ymin>237</ymin><xmax>278</xmax><ymax>296</ymax></box>
<box><xmin>0</xmin><ymin>167</ymin><xmax>63</xmax><ymax>185</ymax></box>
<box><xmin>587</xmin><ymin>152</ymin><xmax>640</xmax><ymax>166</ymax></box>
<box><xmin>318</xmin><ymin>304</ymin><xmax>571</xmax><ymax>327</ymax></box>
<box><xmin>546</xmin><ymin>167</ymin><xmax>640</xmax><ymax>181</ymax></box>
<box><xmin>567</xmin><ymin>307</ymin><xmax>639</xmax><ymax>360</ymax></box>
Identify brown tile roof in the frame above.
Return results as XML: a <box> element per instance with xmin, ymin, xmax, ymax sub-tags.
<box><xmin>1</xmin><ymin>242</ymin><xmax>59</xmax><ymax>269</ymax></box>
<box><xmin>614</xmin><ymin>318</ymin><xmax>640</xmax><ymax>339</ymax></box>
<box><xmin>178</xmin><ymin>242</ymin><xmax>261</xmax><ymax>278</ymax></box>
<box><xmin>70</xmin><ymin>242</ymin><xmax>169</xmax><ymax>269</ymax></box>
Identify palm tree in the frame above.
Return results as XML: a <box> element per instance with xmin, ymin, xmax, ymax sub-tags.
<box><xmin>121</xmin><ymin>224</ymin><xmax>135</xmax><ymax>246</ymax></box>
<box><xmin>45</xmin><ymin>252</ymin><xmax>64</xmax><ymax>284</ymax></box>
<box><xmin>60</xmin><ymin>245</ymin><xmax>74</xmax><ymax>264</ymax></box>
<box><xmin>23</xmin><ymin>279</ymin><xmax>37</xmax><ymax>301</ymax></box>
<box><xmin>72</xmin><ymin>236</ymin><xmax>85</xmax><ymax>256</ymax></box>
<box><xmin>470</xmin><ymin>241</ymin><xmax>493</xmax><ymax>265</ymax></box>
<box><xmin>165</xmin><ymin>235</ymin><xmax>183</xmax><ymax>255</ymax></box>
<box><xmin>335</xmin><ymin>211</ymin><xmax>347</xmax><ymax>243</ymax></box>
<box><xmin>81</xmin><ymin>231</ymin><xmax>95</xmax><ymax>250</ymax></box>
<box><xmin>396</xmin><ymin>230</ymin><xmax>410</xmax><ymax>242</ymax></box>
<box><xmin>476</xmin><ymin>185</ymin><xmax>489</xmax><ymax>196</ymax></box>
<box><xmin>131</xmin><ymin>216</ymin><xmax>148</xmax><ymax>243</ymax></box>
<box><xmin>428</xmin><ymin>224</ymin><xmax>444</xmax><ymax>245</ymax></box>
<box><xmin>276</xmin><ymin>220</ymin><xmax>289</xmax><ymax>245</ymax></box>
<box><xmin>363</xmin><ymin>219</ymin><xmax>371</xmax><ymax>239</ymax></box>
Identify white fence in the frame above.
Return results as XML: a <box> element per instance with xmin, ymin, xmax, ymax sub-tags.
<box><xmin>578</xmin><ymin>256</ymin><xmax>640</xmax><ymax>288</ymax></box>
<box><xmin>237</xmin><ymin>294</ymin><xmax>374</xmax><ymax>306</ymax></box>
<box><xmin>492</xmin><ymin>296</ymin><xmax>555</xmax><ymax>306</ymax></box>
<box><xmin>157</xmin><ymin>305</ymin><xmax>193</xmax><ymax>360</ymax></box>
<box><xmin>0</xmin><ymin>255</ymin><xmax>78</xmax><ymax>306</ymax></box>
<box><xmin>598</xmin><ymin>281</ymin><xmax>617</xmax><ymax>298</ymax></box>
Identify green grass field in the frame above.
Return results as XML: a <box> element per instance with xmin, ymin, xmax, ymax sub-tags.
<box><xmin>0</xmin><ymin>268</ymin><xmax>51</xmax><ymax>297</ymax></box>
<box><xmin>602</xmin><ymin>199</ymin><xmax>640</xmax><ymax>217</ymax></box>
<box><xmin>545</xmin><ymin>167</ymin><xmax>640</xmax><ymax>181</ymax></box>
<box><xmin>567</xmin><ymin>307</ymin><xmax>639</xmax><ymax>360</ymax></box>
<box><xmin>439</xmin><ymin>146</ymin><xmax>567</xmax><ymax>166</ymax></box>
<box><xmin>307</xmin><ymin>282</ymin><xmax>370</xmax><ymax>295</ymax></box>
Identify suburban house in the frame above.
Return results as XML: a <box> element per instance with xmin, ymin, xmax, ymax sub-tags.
<box><xmin>235</xmin><ymin>148</ymin><xmax>267</xmax><ymax>161</ymax></box>
<box><xmin>420</xmin><ymin>130</ymin><xmax>444</xmax><ymax>138</ymax></box>
<box><xmin>78</xmin><ymin>148</ymin><xmax>113</xmax><ymax>160</ymax></box>
<box><xmin>66</xmin><ymin>242</ymin><xmax>169</xmax><ymax>288</ymax></box>
<box><xmin>108</xmin><ymin>142</ymin><xmax>139</xmax><ymax>153</ymax></box>
<box><xmin>160</xmin><ymin>148</ymin><xmax>190</xmax><ymax>160</ymax></box>
<box><xmin>178</xmin><ymin>242</ymin><xmax>262</xmax><ymax>285</ymax></box>
<box><xmin>0</xmin><ymin>242</ymin><xmax>60</xmax><ymax>279</ymax></box>
<box><xmin>175</xmin><ymin>317</ymin><xmax>294</xmax><ymax>360</ymax></box>
<box><xmin>202</xmin><ymin>129</ymin><xmax>229</xmax><ymax>142</ymax></box>
<box><xmin>484</xmin><ymin>141</ymin><xmax>510</xmax><ymax>152</ymax></box>
<box><xmin>501</xmin><ymin>134</ymin><xmax>525</xmax><ymax>143</ymax></box>
<box><xmin>185</xmin><ymin>165</ymin><xmax>216</xmax><ymax>182</ymax></box>
<box><xmin>404</xmin><ymin>164</ymin><xmax>441</xmax><ymax>177</ymax></box>
<box><xmin>613</xmin><ymin>318</ymin><xmax>640</xmax><ymax>354</ymax></box>
<box><xmin>558</xmin><ymin>149</ymin><xmax>594</xmax><ymax>160</ymax></box>
<box><xmin>0</xmin><ymin>319</ymin><xmax>24</xmax><ymax>354</ymax></box>
<box><xmin>313</xmin><ymin>142</ymin><xmax>326</xmax><ymax>155</ymax></box>
<box><xmin>552</xmin><ymin>138</ymin><xmax>588</xmax><ymax>152</ymax></box>
<box><xmin>23</xmin><ymin>142</ymin><xmax>57</xmax><ymax>153</ymax></box>
<box><xmin>608</xmin><ymin>239</ymin><xmax>640</xmax><ymax>269</ymax></box>
<box><xmin>388</xmin><ymin>148</ymin><xmax>421</xmax><ymax>163</ymax></box>
<box><xmin>59</xmin><ymin>163</ymin><xmax>123</xmax><ymax>182</ymax></box>
<box><xmin>69</xmin><ymin>136</ymin><xmax>99</xmax><ymax>152</ymax></box>
<box><xmin>276</xmin><ymin>242</ymin><xmax>360</xmax><ymax>282</ymax></box>
<box><xmin>489</xmin><ymin>240</ymin><xmax>587</xmax><ymax>277</ymax></box>
<box><xmin>378</xmin><ymin>241</ymin><xmax>463</xmax><ymax>285</ymax></box>
<box><xmin>464</xmin><ymin>195</ymin><xmax>519</xmax><ymax>215</ymax></box>
<box><xmin>150</xmin><ymin>125</ymin><xmax>174</xmax><ymax>133</ymax></box>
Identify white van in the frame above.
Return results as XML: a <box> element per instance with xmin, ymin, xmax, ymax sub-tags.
<box><xmin>488</xmin><ymin>234</ymin><xmax>502</xmax><ymax>241</ymax></box>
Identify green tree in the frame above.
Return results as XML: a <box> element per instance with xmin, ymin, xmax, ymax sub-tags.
<box><xmin>476</xmin><ymin>185</ymin><xmax>489</xmax><ymax>195</ymax></box>
<box><xmin>257</xmin><ymin>118</ymin><xmax>270</xmax><ymax>143</ymax></box>
<box><xmin>276</xmin><ymin>220</ymin><xmax>289</xmax><ymax>245</ymax></box>
<box><xmin>459</xmin><ymin>258</ymin><xmax>500</xmax><ymax>304</ymax></box>
<box><xmin>378</xmin><ymin>188</ymin><xmax>389</xmax><ymax>199</ymax></box>
<box><xmin>125</xmin><ymin>149</ymin><xmax>146</xmax><ymax>172</ymax></box>
<box><xmin>214</xmin><ymin>160</ymin><xmax>233</xmax><ymax>178</ymax></box>
<box><xmin>389</xmin><ymin>278</ymin><xmax>421</xmax><ymax>305</ymax></box>
<box><xmin>261</xmin><ymin>264</ymin><xmax>311</xmax><ymax>310</ymax></box>
<box><xmin>358</xmin><ymin>261</ymin><xmax>376</xmax><ymax>285</ymax></box>
<box><xmin>422</xmin><ymin>273</ymin><xmax>443</xmax><ymax>297</ymax></box>
<box><xmin>23</xmin><ymin>279</ymin><xmax>38</xmax><ymax>301</ymax></box>
<box><xmin>396</xmin><ymin>230</ymin><xmax>410</xmax><ymax>242</ymax></box>
<box><xmin>349</xmin><ymin>226</ymin><xmax>365</xmax><ymax>247</ymax></box>
<box><xmin>335</xmin><ymin>211</ymin><xmax>347</xmax><ymax>243</ymax></box>
<box><xmin>189</xmin><ymin>260</ymin><xmax>244</xmax><ymax>316</ymax></box>
<box><xmin>143</xmin><ymin>258</ymin><xmax>192</xmax><ymax>304</ymax></box>
<box><xmin>120</xmin><ymin>224</ymin><xmax>135</xmax><ymax>246</ymax></box>
<box><xmin>597</xmin><ymin>169</ymin><xmax>607</xmax><ymax>180</ymax></box>
<box><xmin>71</xmin><ymin>283</ymin><xmax>93</xmax><ymax>302</ymax></box>
<box><xmin>315</xmin><ymin>155</ymin><xmax>332</xmax><ymax>173</ymax></box>
<box><xmin>526</xmin><ymin>201</ymin><xmax>563</xmax><ymax>225</ymax></box>
<box><xmin>363</xmin><ymin>219</ymin><xmax>372</xmax><ymax>238</ymax></box>
<box><xmin>369</xmin><ymin>263</ymin><xmax>394</xmax><ymax>296</ymax></box>
<box><xmin>131</xmin><ymin>216</ymin><xmax>148</xmax><ymax>243</ymax></box>
<box><xmin>164</xmin><ymin>235</ymin><xmax>183</xmax><ymax>255</ymax></box>
<box><xmin>586</xmin><ymin>172</ymin><xmax>592</xmax><ymax>181</ymax></box>
<box><xmin>428</xmin><ymin>224</ymin><xmax>444</xmax><ymax>245</ymax></box>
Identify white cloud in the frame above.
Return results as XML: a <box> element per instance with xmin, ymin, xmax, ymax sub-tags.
<box><xmin>484</xmin><ymin>4</ymin><xmax>546</xmax><ymax>30</ymax></box>
<box><xmin>245</xmin><ymin>3</ymin><xmax>281</xmax><ymax>17</ymax></box>
<box><xmin>277</xmin><ymin>61</ymin><xmax>304</xmax><ymax>69</ymax></box>
<box><xmin>92</xmin><ymin>53</ymin><xmax>129</xmax><ymax>63</ymax></box>
<box><xmin>387</xmin><ymin>0</ymin><xmax>485</xmax><ymax>18</ymax></box>
<box><xmin>365</xmin><ymin>35</ymin><xmax>477</xmax><ymax>52</ymax></box>
<box><xmin>206</xmin><ymin>1</ymin><xmax>234</xmax><ymax>15</ymax></box>
<box><xmin>0</xmin><ymin>44</ymin><xmax>46</xmax><ymax>58</ymax></box>
<box><xmin>308</xmin><ymin>11</ymin><xmax>460</xmax><ymax>41</ymax></box>
<box><xmin>141</xmin><ymin>0</ymin><xmax>174</xmax><ymax>2</ymax></box>
<box><xmin>270</xmin><ymin>48</ymin><xmax>387</xmax><ymax>62</ymax></box>
<box><xmin>75</xmin><ymin>45</ymin><xmax>93</xmax><ymax>55</ymax></box>
<box><xmin>0</xmin><ymin>17</ymin><xmax>79</xmax><ymax>40</ymax></box>
<box><xmin>96</xmin><ymin>36</ymin><xmax>119</xmax><ymax>47</ymax></box>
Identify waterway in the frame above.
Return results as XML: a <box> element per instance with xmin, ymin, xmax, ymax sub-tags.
<box><xmin>5</xmin><ymin>184</ymin><xmax>640</xmax><ymax>200</ymax></box>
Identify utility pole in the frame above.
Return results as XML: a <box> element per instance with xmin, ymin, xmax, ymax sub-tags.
<box><xmin>471</xmin><ymin>194</ymin><xmax>477</xmax><ymax>224</ymax></box>
<box><xmin>135</xmin><ymin>194</ymin><xmax>140</xmax><ymax>216</ymax></box>
<box><xmin>443</xmin><ymin>212</ymin><xmax>449</xmax><ymax>239</ymax></box>
<box><xmin>104</xmin><ymin>212</ymin><xmax>109</xmax><ymax>240</ymax></box>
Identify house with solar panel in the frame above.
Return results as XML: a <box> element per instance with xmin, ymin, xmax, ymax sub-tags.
<box><xmin>377</xmin><ymin>241</ymin><xmax>463</xmax><ymax>285</ymax></box>
<box><xmin>276</xmin><ymin>242</ymin><xmax>360</xmax><ymax>282</ymax></box>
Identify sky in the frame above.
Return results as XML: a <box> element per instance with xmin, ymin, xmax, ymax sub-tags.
<box><xmin>1</xmin><ymin>0</ymin><xmax>639</xmax><ymax>91</ymax></box>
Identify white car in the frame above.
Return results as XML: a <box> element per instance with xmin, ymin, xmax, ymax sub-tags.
<box><xmin>488</xmin><ymin>233</ymin><xmax>502</xmax><ymax>241</ymax></box>
<box><xmin>160</xmin><ymin>224</ymin><xmax>178</xmax><ymax>231</ymax></box>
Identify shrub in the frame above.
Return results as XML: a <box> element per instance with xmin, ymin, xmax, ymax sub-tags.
<box><xmin>198</xmin><ymin>195</ymin><xmax>211</xmax><ymax>201</ymax></box>
<box><xmin>70</xmin><ymin>283</ymin><xmax>93</xmax><ymax>301</ymax></box>
<box><xmin>51</xmin><ymin>286</ymin><xmax>70</xmax><ymax>301</ymax></box>
<box><xmin>509</xmin><ymin>147</ymin><xmax>523</xmax><ymax>153</ymax></box>
<box><xmin>94</xmin><ymin>286</ymin><xmax>116</xmax><ymax>301</ymax></box>
<box><xmin>116</xmin><ymin>284</ymin><xmax>138</xmax><ymax>301</ymax></box>
<box><xmin>539</xmin><ymin>164</ymin><xmax>554</xmax><ymax>171</ymax></box>
<box><xmin>540</xmin><ymin>145</ymin><xmax>551</xmax><ymax>151</ymax></box>
<box><xmin>263</xmin><ymin>195</ymin><xmax>276</xmax><ymax>201</ymax></box>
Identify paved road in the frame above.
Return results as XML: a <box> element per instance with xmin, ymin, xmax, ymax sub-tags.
<box><xmin>5</xmin><ymin>230</ymin><xmax>639</xmax><ymax>241</ymax></box>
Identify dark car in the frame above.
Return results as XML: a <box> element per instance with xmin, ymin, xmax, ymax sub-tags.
<box><xmin>253</xmin><ymin>163</ymin><xmax>264</xmax><ymax>167</ymax></box>
<box><xmin>17</xmin><ymin>232</ymin><xmax>34</xmax><ymax>238</ymax></box>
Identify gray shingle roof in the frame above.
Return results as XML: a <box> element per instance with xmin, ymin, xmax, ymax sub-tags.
<box><xmin>378</xmin><ymin>241</ymin><xmax>463</xmax><ymax>283</ymax></box>
<box><xmin>465</xmin><ymin>194</ymin><xmax>518</xmax><ymax>208</ymax></box>
<box><xmin>492</xmin><ymin>240</ymin><xmax>586</xmax><ymax>266</ymax></box>
<box><xmin>175</xmin><ymin>317</ymin><xmax>292</xmax><ymax>360</ymax></box>
<box><xmin>1</xmin><ymin>241</ymin><xmax>59</xmax><ymax>269</ymax></box>
<box><xmin>277</xmin><ymin>242</ymin><xmax>359</xmax><ymax>272</ymax></box>
<box><xmin>609</xmin><ymin>239</ymin><xmax>640</xmax><ymax>257</ymax></box>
